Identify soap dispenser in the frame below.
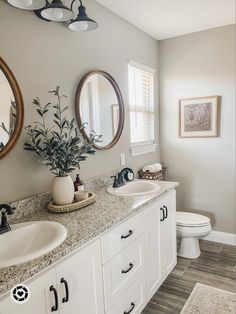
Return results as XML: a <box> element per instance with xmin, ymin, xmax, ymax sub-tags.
<box><xmin>74</xmin><ymin>174</ymin><xmax>84</xmax><ymax>191</ymax></box>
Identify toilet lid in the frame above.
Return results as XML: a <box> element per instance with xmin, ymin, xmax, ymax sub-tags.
<box><xmin>176</xmin><ymin>212</ymin><xmax>210</xmax><ymax>227</ymax></box>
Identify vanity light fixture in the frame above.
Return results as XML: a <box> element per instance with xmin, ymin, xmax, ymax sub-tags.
<box><xmin>40</xmin><ymin>0</ymin><xmax>74</xmax><ymax>22</ymax></box>
<box><xmin>7</xmin><ymin>0</ymin><xmax>46</xmax><ymax>10</ymax></box>
<box><xmin>7</xmin><ymin>0</ymin><xmax>98</xmax><ymax>31</ymax></box>
<box><xmin>69</xmin><ymin>0</ymin><xmax>98</xmax><ymax>32</ymax></box>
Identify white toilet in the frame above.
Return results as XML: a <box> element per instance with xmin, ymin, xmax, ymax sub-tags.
<box><xmin>176</xmin><ymin>211</ymin><xmax>211</xmax><ymax>259</ymax></box>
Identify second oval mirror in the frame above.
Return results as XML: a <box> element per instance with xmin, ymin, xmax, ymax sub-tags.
<box><xmin>0</xmin><ymin>57</ymin><xmax>24</xmax><ymax>159</ymax></box>
<box><xmin>75</xmin><ymin>71</ymin><xmax>124</xmax><ymax>150</ymax></box>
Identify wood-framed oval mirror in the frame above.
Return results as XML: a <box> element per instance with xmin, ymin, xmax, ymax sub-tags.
<box><xmin>75</xmin><ymin>70</ymin><xmax>125</xmax><ymax>150</ymax></box>
<box><xmin>0</xmin><ymin>57</ymin><xmax>24</xmax><ymax>159</ymax></box>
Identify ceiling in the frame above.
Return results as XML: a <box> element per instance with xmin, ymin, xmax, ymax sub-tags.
<box><xmin>95</xmin><ymin>0</ymin><xmax>235</xmax><ymax>40</ymax></box>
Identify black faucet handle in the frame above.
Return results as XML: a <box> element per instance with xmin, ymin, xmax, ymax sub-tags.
<box><xmin>0</xmin><ymin>204</ymin><xmax>15</xmax><ymax>215</ymax></box>
<box><xmin>120</xmin><ymin>168</ymin><xmax>135</xmax><ymax>182</ymax></box>
<box><xmin>7</xmin><ymin>206</ymin><xmax>15</xmax><ymax>215</ymax></box>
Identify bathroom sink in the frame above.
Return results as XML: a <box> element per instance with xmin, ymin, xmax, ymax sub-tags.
<box><xmin>107</xmin><ymin>180</ymin><xmax>161</xmax><ymax>197</ymax></box>
<box><xmin>0</xmin><ymin>221</ymin><xmax>67</xmax><ymax>268</ymax></box>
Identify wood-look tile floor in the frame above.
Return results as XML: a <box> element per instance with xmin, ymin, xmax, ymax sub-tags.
<box><xmin>142</xmin><ymin>240</ymin><xmax>236</xmax><ymax>314</ymax></box>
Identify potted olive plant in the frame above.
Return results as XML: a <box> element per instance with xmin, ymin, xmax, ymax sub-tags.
<box><xmin>24</xmin><ymin>87</ymin><xmax>101</xmax><ymax>205</ymax></box>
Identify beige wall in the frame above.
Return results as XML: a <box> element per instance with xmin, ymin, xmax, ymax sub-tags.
<box><xmin>159</xmin><ymin>25</ymin><xmax>236</xmax><ymax>233</ymax></box>
<box><xmin>0</xmin><ymin>1</ymin><xmax>159</xmax><ymax>202</ymax></box>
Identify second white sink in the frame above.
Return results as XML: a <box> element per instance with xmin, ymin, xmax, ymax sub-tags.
<box><xmin>107</xmin><ymin>180</ymin><xmax>161</xmax><ymax>197</ymax></box>
<box><xmin>0</xmin><ymin>221</ymin><xmax>67</xmax><ymax>268</ymax></box>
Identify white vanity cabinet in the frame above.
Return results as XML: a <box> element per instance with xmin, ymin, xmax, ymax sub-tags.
<box><xmin>0</xmin><ymin>239</ymin><xmax>104</xmax><ymax>314</ymax></box>
<box><xmin>0</xmin><ymin>188</ymin><xmax>177</xmax><ymax>314</ymax></box>
<box><xmin>145</xmin><ymin>189</ymin><xmax>177</xmax><ymax>301</ymax></box>
<box><xmin>0</xmin><ymin>268</ymin><xmax>58</xmax><ymax>314</ymax></box>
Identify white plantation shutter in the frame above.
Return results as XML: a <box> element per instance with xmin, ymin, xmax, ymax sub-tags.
<box><xmin>128</xmin><ymin>62</ymin><xmax>155</xmax><ymax>147</ymax></box>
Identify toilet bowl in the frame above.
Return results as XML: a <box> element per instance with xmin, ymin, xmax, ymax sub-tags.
<box><xmin>176</xmin><ymin>212</ymin><xmax>211</xmax><ymax>259</ymax></box>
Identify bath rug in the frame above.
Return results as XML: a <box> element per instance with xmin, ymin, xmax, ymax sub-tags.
<box><xmin>181</xmin><ymin>283</ymin><xmax>236</xmax><ymax>313</ymax></box>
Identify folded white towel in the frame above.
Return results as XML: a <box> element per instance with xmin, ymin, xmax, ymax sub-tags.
<box><xmin>152</xmin><ymin>163</ymin><xmax>162</xmax><ymax>172</ymax></box>
<box><xmin>142</xmin><ymin>163</ymin><xmax>162</xmax><ymax>173</ymax></box>
<box><xmin>142</xmin><ymin>165</ymin><xmax>155</xmax><ymax>173</ymax></box>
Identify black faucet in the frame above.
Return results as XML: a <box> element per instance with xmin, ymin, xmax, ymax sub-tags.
<box><xmin>0</xmin><ymin>204</ymin><xmax>15</xmax><ymax>234</ymax></box>
<box><xmin>111</xmin><ymin>168</ymin><xmax>134</xmax><ymax>188</ymax></box>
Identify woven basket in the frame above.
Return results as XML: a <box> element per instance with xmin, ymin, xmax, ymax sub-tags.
<box><xmin>139</xmin><ymin>167</ymin><xmax>166</xmax><ymax>181</ymax></box>
<box><xmin>48</xmin><ymin>192</ymin><xmax>96</xmax><ymax>213</ymax></box>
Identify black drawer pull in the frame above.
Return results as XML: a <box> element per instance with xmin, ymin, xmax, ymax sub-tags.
<box><xmin>124</xmin><ymin>302</ymin><xmax>135</xmax><ymax>314</ymax></box>
<box><xmin>121</xmin><ymin>229</ymin><xmax>133</xmax><ymax>239</ymax></box>
<box><xmin>61</xmin><ymin>277</ymin><xmax>69</xmax><ymax>303</ymax></box>
<box><xmin>121</xmin><ymin>262</ymin><xmax>134</xmax><ymax>274</ymax></box>
<box><xmin>160</xmin><ymin>207</ymin><xmax>165</xmax><ymax>221</ymax></box>
<box><xmin>50</xmin><ymin>285</ymin><xmax>58</xmax><ymax>312</ymax></box>
<box><xmin>163</xmin><ymin>205</ymin><xmax>168</xmax><ymax>219</ymax></box>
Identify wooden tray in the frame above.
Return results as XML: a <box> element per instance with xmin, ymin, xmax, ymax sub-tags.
<box><xmin>47</xmin><ymin>192</ymin><xmax>96</xmax><ymax>213</ymax></box>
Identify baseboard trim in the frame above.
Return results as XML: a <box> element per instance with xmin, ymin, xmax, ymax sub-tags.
<box><xmin>204</xmin><ymin>230</ymin><xmax>236</xmax><ymax>246</ymax></box>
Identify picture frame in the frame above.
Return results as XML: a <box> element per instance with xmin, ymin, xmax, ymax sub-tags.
<box><xmin>179</xmin><ymin>96</ymin><xmax>221</xmax><ymax>138</ymax></box>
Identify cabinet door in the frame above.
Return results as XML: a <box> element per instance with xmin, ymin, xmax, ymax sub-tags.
<box><xmin>160</xmin><ymin>189</ymin><xmax>177</xmax><ymax>278</ymax></box>
<box><xmin>56</xmin><ymin>239</ymin><xmax>104</xmax><ymax>314</ymax></box>
<box><xmin>0</xmin><ymin>269</ymin><xmax>58</xmax><ymax>314</ymax></box>
<box><xmin>144</xmin><ymin>201</ymin><xmax>162</xmax><ymax>300</ymax></box>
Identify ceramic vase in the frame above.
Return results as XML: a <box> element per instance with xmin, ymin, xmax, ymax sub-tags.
<box><xmin>52</xmin><ymin>175</ymin><xmax>74</xmax><ymax>205</ymax></box>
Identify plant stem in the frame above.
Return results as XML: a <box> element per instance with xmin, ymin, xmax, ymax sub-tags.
<box><xmin>57</xmin><ymin>94</ymin><xmax>63</xmax><ymax>138</ymax></box>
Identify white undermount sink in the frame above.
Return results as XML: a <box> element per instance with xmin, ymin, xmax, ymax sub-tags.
<box><xmin>0</xmin><ymin>221</ymin><xmax>67</xmax><ymax>268</ymax></box>
<box><xmin>107</xmin><ymin>180</ymin><xmax>161</xmax><ymax>197</ymax></box>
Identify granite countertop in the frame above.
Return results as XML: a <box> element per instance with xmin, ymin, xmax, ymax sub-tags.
<box><xmin>0</xmin><ymin>180</ymin><xmax>178</xmax><ymax>297</ymax></box>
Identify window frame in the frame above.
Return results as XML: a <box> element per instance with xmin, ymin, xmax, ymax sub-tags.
<box><xmin>128</xmin><ymin>60</ymin><xmax>156</xmax><ymax>156</ymax></box>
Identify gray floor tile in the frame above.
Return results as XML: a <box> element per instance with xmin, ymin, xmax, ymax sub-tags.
<box><xmin>221</xmin><ymin>244</ymin><xmax>236</xmax><ymax>253</ymax></box>
<box><xmin>172</xmin><ymin>257</ymin><xmax>191</xmax><ymax>276</ymax></box>
<box><xmin>199</xmin><ymin>239</ymin><xmax>223</xmax><ymax>254</ymax></box>
<box><xmin>142</xmin><ymin>301</ymin><xmax>178</xmax><ymax>314</ymax></box>
<box><xmin>183</xmin><ymin>262</ymin><xmax>236</xmax><ymax>293</ymax></box>
<box><xmin>192</xmin><ymin>251</ymin><xmax>236</xmax><ymax>271</ymax></box>
<box><xmin>150</xmin><ymin>290</ymin><xmax>186</xmax><ymax>312</ymax></box>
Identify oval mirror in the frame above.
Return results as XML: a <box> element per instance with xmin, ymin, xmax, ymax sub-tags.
<box><xmin>0</xmin><ymin>57</ymin><xmax>24</xmax><ymax>158</ymax></box>
<box><xmin>75</xmin><ymin>71</ymin><xmax>125</xmax><ymax>150</ymax></box>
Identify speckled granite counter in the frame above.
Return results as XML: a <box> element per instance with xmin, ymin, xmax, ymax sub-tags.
<box><xmin>0</xmin><ymin>180</ymin><xmax>178</xmax><ymax>297</ymax></box>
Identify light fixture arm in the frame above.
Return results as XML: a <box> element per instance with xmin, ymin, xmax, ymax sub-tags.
<box><xmin>71</xmin><ymin>0</ymin><xmax>83</xmax><ymax>10</ymax></box>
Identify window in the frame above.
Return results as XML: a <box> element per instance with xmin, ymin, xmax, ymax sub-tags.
<box><xmin>128</xmin><ymin>61</ymin><xmax>156</xmax><ymax>156</ymax></box>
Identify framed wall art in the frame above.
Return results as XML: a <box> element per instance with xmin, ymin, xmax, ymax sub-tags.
<box><xmin>179</xmin><ymin>96</ymin><xmax>221</xmax><ymax>138</ymax></box>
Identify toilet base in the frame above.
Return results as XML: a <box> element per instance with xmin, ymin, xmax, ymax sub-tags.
<box><xmin>178</xmin><ymin>238</ymin><xmax>201</xmax><ymax>259</ymax></box>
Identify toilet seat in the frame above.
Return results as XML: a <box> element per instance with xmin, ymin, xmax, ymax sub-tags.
<box><xmin>176</xmin><ymin>212</ymin><xmax>210</xmax><ymax>227</ymax></box>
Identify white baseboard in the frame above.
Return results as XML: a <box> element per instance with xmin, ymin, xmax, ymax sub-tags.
<box><xmin>204</xmin><ymin>230</ymin><xmax>236</xmax><ymax>246</ymax></box>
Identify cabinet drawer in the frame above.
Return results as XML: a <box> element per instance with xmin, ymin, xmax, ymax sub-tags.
<box><xmin>106</xmin><ymin>274</ymin><xmax>146</xmax><ymax>314</ymax></box>
<box><xmin>101</xmin><ymin>211</ymin><xmax>144</xmax><ymax>264</ymax></box>
<box><xmin>103</xmin><ymin>235</ymin><xmax>145</xmax><ymax>311</ymax></box>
